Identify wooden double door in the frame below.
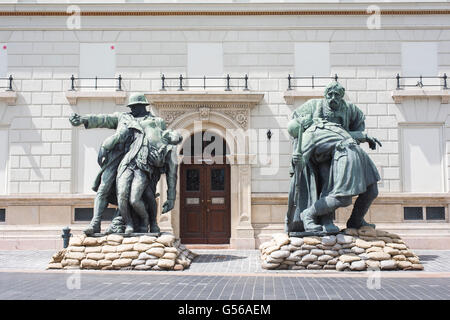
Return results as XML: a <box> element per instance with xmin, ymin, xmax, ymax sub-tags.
<box><xmin>180</xmin><ymin>162</ymin><xmax>231</xmax><ymax>244</ymax></box>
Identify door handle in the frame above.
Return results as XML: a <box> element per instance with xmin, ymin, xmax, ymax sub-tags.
<box><xmin>207</xmin><ymin>199</ymin><xmax>211</xmax><ymax>203</ymax></box>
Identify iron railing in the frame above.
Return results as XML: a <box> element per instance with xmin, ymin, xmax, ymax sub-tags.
<box><xmin>395</xmin><ymin>74</ymin><xmax>448</xmax><ymax>90</ymax></box>
<box><xmin>69</xmin><ymin>75</ymin><xmax>123</xmax><ymax>91</ymax></box>
<box><xmin>287</xmin><ymin>74</ymin><xmax>339</xmax><ymax>90</ymax></box>
<box><xmin>0</xmin><ymin>75</ymin><xmax>13</xmax><ymax>91</ymax></box>
<box><xmin>160</xmin><ymin>74</ymin><xmax>249</xmax><ymax>91</ymax></box>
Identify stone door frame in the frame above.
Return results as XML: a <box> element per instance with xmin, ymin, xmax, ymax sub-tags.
<box><xmin>146</xmin><ymin>92</ymin><xmax>264</xmax><ymax>249</ymax></box>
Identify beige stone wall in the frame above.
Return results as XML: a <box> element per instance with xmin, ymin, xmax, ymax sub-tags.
<box><xmin>0</xmin><ymin>5</ymin><xmax>449</xmax><ymax>196</ymax></box>
<box><xmin>5</xmin><ymin>205</ymin><xmax>76</xmax><ymax>225</ymax></box>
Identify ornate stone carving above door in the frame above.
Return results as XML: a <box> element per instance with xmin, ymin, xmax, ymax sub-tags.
<box><xmin>146</xmin><ymin>92</ymin><xmax>264</xmax><ymax>130</ymax></box>
<box><xmin>159</xmin><ymin>110</ymin><xmax>188</xmax><ymax>125</ymax></box>
<box><xmin>198</xmin><ymin>107</ymin><xmax>210</xmax><ymax>121</ymax></box>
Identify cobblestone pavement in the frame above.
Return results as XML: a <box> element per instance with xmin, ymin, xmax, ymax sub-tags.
<box><xmin>0</xmin><ymin>249</ymin><xmax>449</xmax><ymax>273</ymax></box>
<box><xmin>0</xmin><ymin>271</ymin><xmax>449</xmax><ymax>300</ymax></box>
<box><xmin>0</xmin><ymin>250</ymin><xmax>450</xmax><ymax>300</ymax></box>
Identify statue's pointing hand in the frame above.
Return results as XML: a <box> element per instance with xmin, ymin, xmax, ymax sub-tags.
<box><xmin>69</xmin><ymin>113</ymin><xmax>85</xmax><ymax>127</ymax></box>
<box><xmin>366</xmin><ymin>135</ymin><xmax>382</xmax><ymax>150</ymax></box>
<box><xmin>162</xmin><ymin>199</ymin><xmax>175</xmax><ymax>214</ymax></box>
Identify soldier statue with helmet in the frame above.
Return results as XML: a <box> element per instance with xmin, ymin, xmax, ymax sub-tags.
<box><xmin>69</xmin><ymin>93</ymin><xmax>182</xmax><ymax>235</ymax></box>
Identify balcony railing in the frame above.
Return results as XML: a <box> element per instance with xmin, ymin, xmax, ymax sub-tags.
<box><xmin>160</xmin><ymin>74</ymin><xmax>249</xmax><ymax>91</ymax></box>
<box><xmin>287</xmin><ymin>74</ymin><xmax>339</xmax><ymax>90</ymax></box>
<box><xmin>395</xmin><ymin>74</ymin><xmax>448</xmax><ymax>90</ymax></box>
<box><xmin>0</xmin><ymin>75</ymin><xmax>13</xmax><ymax>91</ymax></box>
<box><xmin>69</xmin><ymin>75</ymin><xmax>123</xmax><ymax>91</ymax></box>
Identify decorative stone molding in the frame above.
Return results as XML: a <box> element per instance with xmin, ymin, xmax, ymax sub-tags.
<box><xmin>0</xmin><ymin>194</ymin><xmax>96</xmax><ymax>207</ymax></box>
<box><xmin>251</xmin><ymin>192</ymin><xmax>450</xmax><ymax>205</ymax></box>
<box><xmin>0</xmin><ymin>91</ymin><xmax>17</xmax><ymax>106</ymax></box>
<box><xmin>146</xmin><ymin>92</ymin><xmax>264</xmax><ymax>108</ymax></box>
<box><xmin>147</xmin><ymin>91</ymin><xmax>264</xmax><ymax>130</ymax></box>
<box><xmin>222</xmin><ymin>109</ymin><xmax>248</xmax><ymax>129</ymax></box>
<box><xmin>391</xmin><ymin>90</ymin><xmax>449</xmax><ymax>104</ymax></box>
<box><xmin>283</xmin><ymin>89</ymin><xmax>324</xmax><ymax>105</ymax></box>
<box><xmin>65</xmin><ymin>91</ymin><xmax>127</xmax><ymax>105</ymax></box>
<box><xmin>198</xmin><ymin>107</ymin><xmax>210</xmax><ymax>121</ymax></box>
<box><xmin>159</xmin><ymin>110</ymin><xmax>188</xmax><ymax>126</ymax></box>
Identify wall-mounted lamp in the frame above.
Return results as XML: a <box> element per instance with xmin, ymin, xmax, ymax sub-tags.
<box><xmin>267</xmin><ymin>129</ymin><xmax>272</xmax><ymax>140</ymax></box>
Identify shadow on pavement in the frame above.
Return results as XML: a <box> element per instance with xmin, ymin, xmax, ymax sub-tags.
<box><xmin>418</xmin><ymin>254</ymin><xmax>439</xmax><ymax>262</ymax></box>
<box><xmin>192</xmin><ymin>254</ymin><xmax>248</xmax><ymax>263</ymax></box>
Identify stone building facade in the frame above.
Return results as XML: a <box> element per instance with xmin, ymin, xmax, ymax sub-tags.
<box><xmin>0</xmin><ymin>1</ymin><xmax>449</xmax><ymax>249</ymax></box>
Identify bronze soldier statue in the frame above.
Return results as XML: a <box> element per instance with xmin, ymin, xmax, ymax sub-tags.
<box><xmin>69</xmin><ymin>93</ymin><xmax>181</xmax><ymax>235</ymax></box>
<box><xmin>285</xmin><ymin>82</ymin><xmax>382</xmax><ymax>234</ymax></box>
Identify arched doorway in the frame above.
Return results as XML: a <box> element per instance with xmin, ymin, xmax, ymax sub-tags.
<box><xmin>179</xmin><ymin>131</ymin><xmax>231</xmax><ymax>244</ymax></box>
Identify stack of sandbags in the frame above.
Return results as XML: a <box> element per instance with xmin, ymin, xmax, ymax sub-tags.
<box><xmin>259</xmin><ymin>227</ymin><xmax>424</xmax><ymax>271</ymax></box>
<box><xmin>47</xmin><ymin>233</ymin><xmax>197</xmax><ymax>271</ymax></box>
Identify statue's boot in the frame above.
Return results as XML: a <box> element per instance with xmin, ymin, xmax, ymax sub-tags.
<box><xmin>120</xmin><ymin>207</ymin><xmax>135</xmax><ymax>234</ymax></box>
<box><xmin>320</xmin><ymin>213</ymin><xmax>340</xmax><ymax>233</ymax></box>
<box><xmin>150</xmin><ymin>224</ymin><xmax>160</xmax><ymax>234</ymax></box>
<box><xmin>124</xmin><ymin>224</ymin><xmax>134</xmax><ymax>234</ymax></box>
<box><xmin>301</xmin><ymin>197</ymin><xmax>347</xmax><ymax>232</ymax></box>
<box><xmin>346</xmin><ymin>218</ymin><xmax>376</xmax><ymax>230</ymax></box>
<box><xmin>83</xmin><ymin>223</ymin><xmax>100</xmax><ymax>236</ymax></box>
<box><xmin>104</xmin><ymin>226</ymin><xmax>114</xmax><ymax>235</ymax></box>
<box><xmin>148</xmin><ymin>202</ymin><xmax>160</xmax><ymax>234</ymax></box>
<box><xmin>137</xmin><ymin>222</ymin><xmax>149</xmax><ymax>233</ymax></box>
<box><xmin>300</xmin><ymin>207</ymin><xmax>322</xmax><ymax>232</ymax></box>
<box><xmin>347</xmin><ymin>184</ymin><xmax>378</xmax><ymax>230</ymax></box>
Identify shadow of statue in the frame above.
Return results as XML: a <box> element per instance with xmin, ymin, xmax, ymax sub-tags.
<box><xmin>191</xmin><ymin>254</ymin><xmax>248</xmax><ymax>263</ymax></box>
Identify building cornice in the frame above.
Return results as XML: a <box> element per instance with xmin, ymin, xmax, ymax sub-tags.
<box><xmin>0</xmin><ymin>91</ymin><xmax>17</xmax><ymax>106</ymax></box>
<box><xmin>251</xmin><ymin>193</ymin><xmax>450</xmax><ymax>205</ymax></box>
<box><xmin>392</xmin><ymin>89</ymin><xmax>450</xmax><ymax>104</ymax></box>
<box><xmin>1</xmin><ymin>10</ymin><xmax>450</xmax><ymax>16</ymax></box>
<box><xmin>146</xmin><ymin>92</ymin><xmax>264</xmax><ymax>108</ymax></box>
<box><xmin>1</xmin><ymin>2</ymin><xmax>450</xmax><ymax>16</ymax></box>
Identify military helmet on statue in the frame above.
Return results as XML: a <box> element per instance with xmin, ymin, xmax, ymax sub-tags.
<box><xmin>127</xmin><ymin>93</ymin><xmax>149</xmax><ymax>107</ymax></box>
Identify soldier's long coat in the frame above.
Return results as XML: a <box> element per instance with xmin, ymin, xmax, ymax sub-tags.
<box><xmin>285</xmin><ymin>99</ymin><xmax>380</xmax><ymax>233</ymax></box>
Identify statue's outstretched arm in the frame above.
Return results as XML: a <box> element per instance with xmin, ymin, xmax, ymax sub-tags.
<box><xmin>69</xmin><ymin>112</ymin><xmax>119</xmax><ymax>130</ymax></box>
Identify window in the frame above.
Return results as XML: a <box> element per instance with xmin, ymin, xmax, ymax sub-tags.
<box><xmin>74</xmin><ymin>207</ymin><xmax>116</xmax><ymax>222</ymax></box>
<box><xmin>401</xmin><ymin>42</ymin><xmax>438</xmax><ymax>76</ymax></box>
<box><xmin>295</xmin><ymin>42</ymin><xmax>330</xmax><ymax>78</ymax></box>
<box><xmin>187</xmin><ymin>43</ymin><xmax>223</xmax><ymax>77</ymax></box>
<box><xmin>426</xmin><ymin>207</ymin><xmax>445</xmax><ymax>220</ymax></box>
<box><xmin>0</xmin><ymin>209</ymin><xmax>5</xmax><ymax>222</ymax></box>
<box><xmin>76</xmin><ymin>128</ymin><xmax>114</xmax><ymax>193</ymax></box>
<box><xmin>404</xmin><ymin>207</ymin><xmax>423</xmax><ymax>220</ymax></box>
<box><xmin>401</xmin><ymin>126</ymin><xmax>444</xmax><ymax>193</ymax></box>
<box><xmin>79</xmin><ymin>43</ymin><xmax>116</xmax><ymax>88</ymax></box>
<box><xmin>0</xmin><ymin>43</ymin><xmax>6</xmax><ymax>78</ymax></box>
<box><xmin>404</xmin><ymin>206</ymin><xmax>446</xmax><ymax>221</ymax></box>
<box><xmin>0</xmin><ymin>128</ymin><xmax>8</xmax><ymax>194</ymax></box>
